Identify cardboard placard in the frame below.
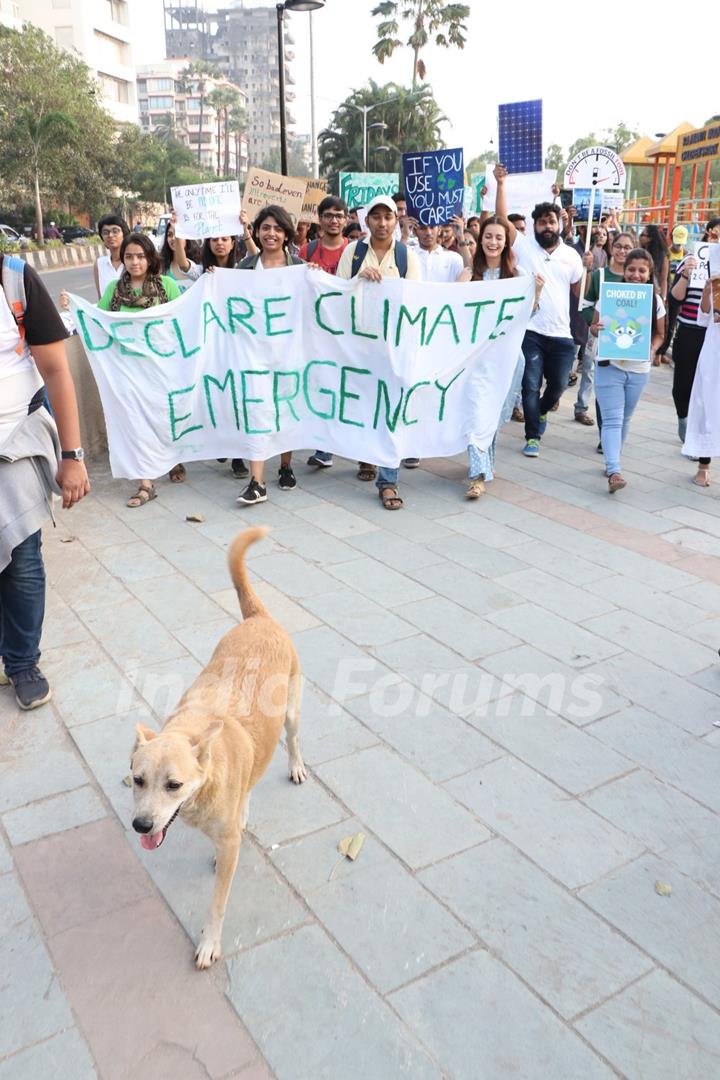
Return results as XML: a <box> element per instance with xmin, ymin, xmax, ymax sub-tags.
<box><xmin>242</xmin><ymin>168</ymin><xmax>308</xmax><ymax>227</ymax></box>
<box><xmin>299</xmin><ymin>178</ymin><xmax>329</xmax><ymax>223</ymax></box>
<box><xmin>171</xmin><ymin>181</ymin><xmax>241</xmax><ymax>240</ymax></box>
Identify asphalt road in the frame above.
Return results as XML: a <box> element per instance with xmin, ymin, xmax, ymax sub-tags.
<box><xmin>38</xmin><ymin>262</ymin><xmax>97</xmax><ymax>309</ymax></box>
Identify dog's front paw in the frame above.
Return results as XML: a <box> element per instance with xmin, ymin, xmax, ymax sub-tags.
<box><xmin>195</xmin><ymin>933</ymin><xmax>221</xmax><ymax>970</ymax></box>
<box><xmin>288</xmin><ymin>754</ymin><xmax>307</xmax><ymax>785</ymax></box>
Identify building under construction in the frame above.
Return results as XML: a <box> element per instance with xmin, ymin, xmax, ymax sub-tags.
<box><xmin>163</xmin><ymin>0</ymin><xmax>296</xmax><ymax>166</ymax></box>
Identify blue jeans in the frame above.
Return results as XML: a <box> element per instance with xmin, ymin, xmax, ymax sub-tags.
<box><xmin>376</xmin><ymin>466</ymin><xmax>399</xmax><ymax>490</ymax></box>
<box><xmin>521</xmin><ymin>330</ymin><xmax>577</xmax><ymax>440</ymax></box>
<box><xmin>0</xmin><ymin>530</ymin><xmax>45</xmax><ymax>677</ymax></box>
<box><xmin>595</xmin><ymin>363</ymin><xmax>649</xmax><ymax>475</ymax></box>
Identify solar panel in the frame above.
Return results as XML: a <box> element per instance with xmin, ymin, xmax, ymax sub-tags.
<box><xmin>499</xmin><ymin>99</ymin><xmax>543</xmax><ymax>174</ymax></box>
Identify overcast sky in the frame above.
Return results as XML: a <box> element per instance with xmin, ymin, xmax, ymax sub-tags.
<box><xmin>137</xmin><ymin>0</ymin><xmax>716</xmax><ymax>162</ymax></box>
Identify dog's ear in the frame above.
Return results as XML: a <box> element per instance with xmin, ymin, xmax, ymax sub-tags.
<box><xmin>135</xmin><ymin>722</ymin><xmax>158</xmax><ymax>745</ymax></box>
<box><xmin>190</xmin><ymin>721</ymin><xmax>224</xmax><ymax>761</ymax></box>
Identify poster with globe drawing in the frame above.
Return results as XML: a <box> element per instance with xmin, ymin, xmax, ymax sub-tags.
<box><xmin>598</xmin><ymin>282</ymin><xmax>654</xmax><ymax>363</ymax></box>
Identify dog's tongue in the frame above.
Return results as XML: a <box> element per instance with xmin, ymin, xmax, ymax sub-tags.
<box><xmin>140</xmin><ymin>831</ymin><xmax>164</xmax><ymax>850</ymax></box>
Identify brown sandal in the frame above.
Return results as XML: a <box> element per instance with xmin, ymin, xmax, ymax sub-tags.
<box><xmin>608</xmin><ymin>473</ymin><xmax>627</xmax><ymax>494</ymax></box>
<box><xmin>169</xmin><ymin>463</ymin><xmax>186</xmax><ymax>483</ymax></box>
<box><xmin>379</xmin><ymin>485</ymin><xmax>403</xmax><ymax>510</ymax></box>
<box><xmin>127</xmin><ymin>483</ymin><xmax>156</xmax><ymax>508</ymax></box>
<box><xmin>357</xmin><ymin>463</ymin><xmax>377</xmax><ymax>481</ymax></box>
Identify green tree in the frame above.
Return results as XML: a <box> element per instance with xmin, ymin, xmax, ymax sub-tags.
<box><xmin>209</xmin><ymin>84</ymin><xmax>240</xmax><ymax>177</ymax></box>
<box><xmin>318</xmin><ymin>80</ymin><xmax>446</xmax><ymax>184</ymax></box>
<box><xmin>372</xmin><ymin>1</ymin><xmax>470</xmax><ymax>88</ymax></box>
<box><xmin>0</xmin><ymin>24</ymin><xmax>115</xmax><ymax>242</ymax></box>
<box><xmin>180</xmin><ymin>60</ymin><xmax>220</xmax><ymax>166</ymax></box>
<box><xmin>113</xmin><ymin>125</ymin><xmax>211</xmax><ymax>206</ymax></box>
<box><xmin>228</xmin><ymin>103</ymin><xmax>247</xmax><ymax>179</ymax></box>
<box><xmin>544</xmin><ymin>143</ymin><xmax>564</xmax><ymax>172</ymax></box>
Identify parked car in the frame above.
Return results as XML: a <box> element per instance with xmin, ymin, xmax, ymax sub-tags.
<box><xmin>154</xmin><ymin>213</ymin><xmax>171</xmax><ymax>250</ymax></box>
<box><xmin>60</xmin><ymin>225</ymin><xmax>94</xmax><ymax>243</ymax></box>
<box><xmin>0</xmin><ymin>223</ymin><xmax>28</xmax><ymax>248</ymax></box>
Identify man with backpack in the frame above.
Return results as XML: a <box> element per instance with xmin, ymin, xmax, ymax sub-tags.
<box><xmin>301</xmin><ymin>195</ymin><xmax>350</xmax><ymax>470</ymax></box>
<box><xmin>336</xmin><ymin>195</ymin><xmax>421</xmax><ymax>509</ymax></box>
<box><xmin>0</xmin><ymin>253</ymin><xmax>89</xmax><ymax>709</ymax></box>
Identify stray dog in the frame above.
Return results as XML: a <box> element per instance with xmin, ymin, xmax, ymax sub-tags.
<box><xmin>130</xmin><ymin>526</ymin><xmax>306</xmax><ymax>968</ymax></box>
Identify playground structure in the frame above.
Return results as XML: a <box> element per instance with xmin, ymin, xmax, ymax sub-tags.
<box><xmin>620</xmin><ymin>119</ymin><xmax>719</xmax><ymax>236</ymax></box>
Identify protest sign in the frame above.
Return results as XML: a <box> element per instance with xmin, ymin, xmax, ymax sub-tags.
<box><xmin>469</xmin><ymin>172</ymin><xmax>486</xmax><ymax>213</ymax></box>
<box><xmin>482</xmin><ymin>168</ymin><xmax>557</xmax><ymax>221</ymax></box>
<box><xmin>601</xmin><ymin>189</ymin><xmax>624</xmax><ymax>213</ymax></box>
<box><xmin>299</xmin><ymin>178</ymin><xmax>329</xmax><ymax>223</ymax></box>
<box><xmin>403</xmin><ymin>148</ymin><xmax>464</xmax><ymax>226</ymax></box>
<box><xmin>171</xmin><ymin>181</ymin><xmax>241</xmax><ymax>240</ymax></box>
<box><xmin>690</xmin><ymin>241</ymin><xmax>710</xmax><ymax>289</ymax></box>
<box><xmin>462</xmin><ymin>187</ymin><xmax>475</xmax><ymax>218</ymax></box>
<box><xmin>339</xmin><ymin>172</ymin><xmax>399</xmax><ymax>209</ymax></box>
<box><xmin>69</xmin><ymin>269</ymin><xmax>534</xmax><ymax>479</ymax></box>
<box><xmin>598</xmin><ymin>281</ymin><xmax>654</xmax><ymax>363</ymax></box>
<box><xmin>242</xmin><ymin>168</ymin><xmax>308</xmax><ymax>226</ymax></box>
<box><xmin>573</xmin><ymin>188</ymin><xmax>602</xmax><ymax>223</ymax></box>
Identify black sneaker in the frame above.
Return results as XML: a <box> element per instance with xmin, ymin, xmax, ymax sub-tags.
<box><xmin>231</xmin><ymin>458</ymin><xmax>249</xmax><ymax>478</ymax></box>
<box><xmin>10</xmin><ymin>666</ymin><xmax>52</xmax><ymax>710</ymax></box>
<box><xmin>307</xmin><ymin>451</ymin><xmax>333</xmax><ymax>468</ymax></box>
<box><xmin>237</xmin><ymin>479</ymin><xmax>267</xmax><ymax>505</ymax></box>
<box><xmin>278</xmin><ymin>465</ymin><xmax>297</xmax><ymax>490</ymax></box>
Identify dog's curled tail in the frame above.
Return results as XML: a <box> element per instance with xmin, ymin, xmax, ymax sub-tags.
<box><xmin>228</xmin><ymin>527</ymin><xmax>270</xmax><ymax>619</ymax></box>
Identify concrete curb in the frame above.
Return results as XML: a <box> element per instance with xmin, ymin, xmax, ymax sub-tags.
<box><xmin>21</xmin><ymin>245</ymin><xmax>102</xmax><ymax>271</ymax></box>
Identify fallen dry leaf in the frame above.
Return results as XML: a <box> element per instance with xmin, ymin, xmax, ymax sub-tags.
<box><xmin>185</xmin><ymin>513</ymin><xmax>205</xmax><ymax>523</ymax></box>
<box><xmin>655</xmin><ymin>880</ymin><xmax>672</xmax><ymax>897</ymax></box>
<box><xmin>329</xmin><ymin>832</ymin><xmax>366</xmax><ymax>880</ymax></box>
<box><xmin>122</xmin><ymin>774</ymin><xmax>132</xmax><ymax>787</ymax></box>
<box><xmin>60</xmin><ymin>537</ymin><xmax>76</xmax><ymax>543</ymax></box>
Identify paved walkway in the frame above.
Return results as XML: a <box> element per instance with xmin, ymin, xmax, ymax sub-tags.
<box><xmin>2</xmin><ymin>367</ymin><xmax>720</xmax><ymax>1079</ymax></box>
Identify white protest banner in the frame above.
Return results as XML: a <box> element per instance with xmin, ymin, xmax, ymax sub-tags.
<box><xmin>690</xmin><ymin>241</ymin><xmax>710</xmax><ymax>289</ymax></box>
<box><xmin>69</xmin><ymin>270</ymin><xmax>534</xmax><ymax>479</ymax></box>
<box><xmin>171</xmin><ymin>181</ymin><xmax>241</xmax><ymax>240</ymax></box>
<box><xmin>242</xmin><ymin>168</ymin><xmax>308</xmax><ymax>226</ymax></box>
<box><xmin>482</xmin><ymin>168</ymin><xmax>557</xmax><ymax>220</ymax></box>
<box><xmin>299</xmin><ymin>178</ymin><xmax>328</xmax><ymax>223</ymax></box>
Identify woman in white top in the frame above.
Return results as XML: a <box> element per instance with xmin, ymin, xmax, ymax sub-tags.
<box><xmin>93</xmin><ymin>215</ymin><xmax>129</xmax><ymax>297</ymax></box>
<box><xmin>591</xmin><ymin>248</ymin><xmax>666</xmax><ymax>493</ymax></box>
<box><xmin>465</xmin><ymin>216</ymin><xmax>543</xmax><ymax>499</ymax></box>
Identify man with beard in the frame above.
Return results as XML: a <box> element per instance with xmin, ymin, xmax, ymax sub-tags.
<box><xmin>495</xmin><ymin>166</ymin><xmax>583</xmax><ymax>457</ymax></box>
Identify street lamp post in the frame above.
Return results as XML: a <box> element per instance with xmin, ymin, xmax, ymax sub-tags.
<box><xmin>276</xmin><ymin>0</ymin><xmax>325</xmax><ymax>176</ymax></box>
<box><xmin>342</xmin><ymin>92</ymin><xmax>422</xmax><ymax>171</ymax></box>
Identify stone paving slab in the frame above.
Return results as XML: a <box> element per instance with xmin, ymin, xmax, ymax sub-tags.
<box><xmin>5</xmin><ymin>369</ymin><xmax>720</xmax><ymax>1077</ymax></box>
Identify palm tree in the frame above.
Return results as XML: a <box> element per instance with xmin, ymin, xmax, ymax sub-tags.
<box><xmin>318</xmin><ymin>80</ymin><xmax>446</xmax><ymax>181</ymax></box>
<box><xmin>228</xmin><ymin>103</ymin><xmax>247</xmax><ymax>179</ymax></box>
<box><xmin>181</xmin><ymin>60</ymin><xmax>219</xmax><ymax>166</ymax></box>
<box><xmin>372</xmin><ymin>1</ymin><xmax>470</xmax><ymax>88</ymax></box>
<box><xmin>22</xmin><ymin>106</ymin><xmax>77</xmax><ymax>244</ymax></box>
<box><xmin>209</xmin><ymin>85</ymin><xmax>240</xmax><ymax>177</ymax></box>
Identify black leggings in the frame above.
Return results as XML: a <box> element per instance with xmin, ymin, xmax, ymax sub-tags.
<box><xmin>672</xmin><ymin>321</ymin><xmax>706</xmax><ymax>418</ymax></box>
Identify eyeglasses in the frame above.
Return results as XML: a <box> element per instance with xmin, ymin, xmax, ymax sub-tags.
<box><xmin>321</xmin><ymin>213</ymin><xmax>346</xmax><ymax>220</ymax></box>
<box><xmin>101</xmin><ymin>228</ymin><xmax>124</xmax><ymax>237</ymax></box>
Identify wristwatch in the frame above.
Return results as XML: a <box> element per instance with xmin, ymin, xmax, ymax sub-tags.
<box><xmin>61</xmin><ymin>448</ymin><xmax>85</xmax><ymax>461</ymax></box>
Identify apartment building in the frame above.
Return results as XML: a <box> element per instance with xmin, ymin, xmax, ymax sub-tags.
<box><xmin>18</xmin><ymin>0</ymin><xmax>138</xmax><ymax>124</ymax></box>
<box><xmin>164</xmin><ymin>1</ymin><xmax>296</xmax><ymax>167</ymax></box>
<box><xmin>137</xmin><ymin>60</ymin><xmax>248</xmax><ymax>176</ymax></box>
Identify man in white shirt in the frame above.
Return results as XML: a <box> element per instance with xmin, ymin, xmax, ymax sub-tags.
<box><xmin>337</xmin><ymin>195</ymin><xmax>421</xmax><ymax>509</ymax></box>
<box><xmin>414</xmin><ymin>223</ymin><xmax>468</xmax><ymax>283</ymax></box>
<box><xmin>496</xmin><ymin>166</ymin><xmax>583</xmax><ymax>456</ymax></box>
